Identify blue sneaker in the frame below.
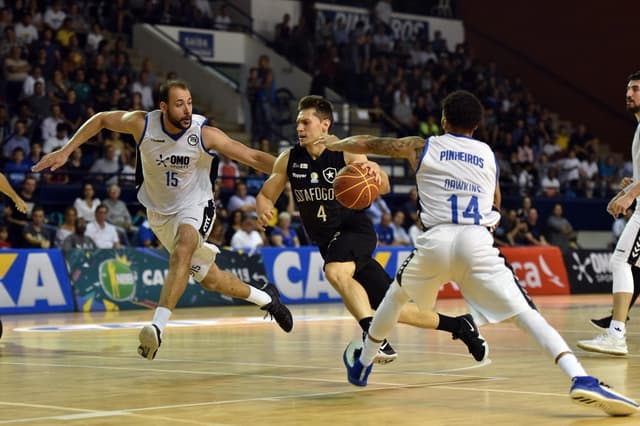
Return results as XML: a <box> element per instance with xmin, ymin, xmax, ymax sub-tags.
<box><xmin>343</xmin><ymin>339</ymin><xmax>372</xmax><ymax>387</ymax></box>
<box><xmin>570</xmin><ymin>376</ymin><xmax>639</xmax><ymax>416</ymax></box>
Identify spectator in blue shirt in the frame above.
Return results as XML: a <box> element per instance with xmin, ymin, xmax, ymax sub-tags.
<box><xmin>375</xmin><ymin>213</ymin><xmax>394</xmax><ymax>246</ymax></box>
<box><xmin>270</xmin><ymin>211</ymin><xmax>300</xmax><ymax>247</ymax></box>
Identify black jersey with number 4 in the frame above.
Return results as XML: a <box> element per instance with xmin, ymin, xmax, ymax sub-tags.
<box><xmin>287</xmin><ymin>144</ymin><xmax>366</xmax><ymax>247</ymax></box>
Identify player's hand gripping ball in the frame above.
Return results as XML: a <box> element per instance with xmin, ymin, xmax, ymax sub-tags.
<box><xmin>333</xmin><ymin>163</ymin><xmax>380</xmax><ymax>210</ymax></box>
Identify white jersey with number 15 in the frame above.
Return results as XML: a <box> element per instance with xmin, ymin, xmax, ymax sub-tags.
<box><xmin>137</xmin><ymin>110</ymin><xmax>217</xmax><ymax>215</ymax></box>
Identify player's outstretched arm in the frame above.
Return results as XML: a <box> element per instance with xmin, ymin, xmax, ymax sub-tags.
<box><xmin>0</xmin><ymin>173</ymin><xmax>27</xmax><ymax>213</ymax></box>
<box><xmin>33</xmin><ymin>110</ymin><xmax>146</xmax><ymax>172</ymax></box>
<box><xmin>317</xmin><ymin>134</ymin><xmax>425</xmax><ymax>171</ymax></box>
<box><xmin>256</xmin><ymin>151</ymin><xmax>290</xmax><ymax>229</ymax></box>
<box><xmin>203</xmin><ymin>126</ymin><xmax>275</xmax><ymax>174</ymax></box>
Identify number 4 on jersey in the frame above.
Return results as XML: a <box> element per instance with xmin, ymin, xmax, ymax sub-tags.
<box><xmin>447</xmin><ymin>194</ymin><xmax>482</xmax><ymax>224</ymax></box>
<box><xmin>317</xmin><ymin>204</ymin><xmax>327</xmax><ymax>222</ymax></box>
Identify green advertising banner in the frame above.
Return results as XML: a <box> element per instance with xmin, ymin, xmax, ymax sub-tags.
<box><xmin>66</xmin><ymin>248</ymin><xmax>269</xmax><ymax>312</ymax></box>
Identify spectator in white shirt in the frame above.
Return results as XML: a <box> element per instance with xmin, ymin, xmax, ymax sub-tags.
<box><xmin>40</xmin><ymin>103</ymin><xmax>65</xmax><ymax>142</ymax></box>
<box><xmin>231</xmin><ymin>213</ymin><xmax>265</xmax><ymax>251</ymax></box>
<box><xmin>90</xmin><ymin>145</ymin><xmax>121</xmax><ymax>185</ymax></box>
<box><xmin>43</xmin><ymin>1</ymin><xmax>66</xmax><ymax>31</ymax></box>
<box><xmin>21</xmin><ymin>65</ymin><xmax>45</xmax><ymax>98</ymax></box>
<box><xmin>74</xmin><ymin>182</ymin><xmax>101</xmax><ymax>222</ymax></box>
<box><xmin>86</xmin><ymin>22</ymin><xmax>104</xmax><ymax>52</ymax></box>
<box><xmin>227</xmin><ymin>181</ymin><xmax>256</xmax><ymax>213</ymax></box>
<box><xmin>15</xmin><ymin>12</ymin><xmax>39</xmax><ymax>46</ymax></box>
<box><xmin>213</xmin><ymin>5</ymin><xmax>232</xmax><ymax>30</ymax></box>
<box><xmin>43</xmin><ymin>122</ymin><xmax>68</xmax><ymax>153</ymax></box>
<box><xmin>85</xmin><ymin>204</ymin><xmax>121</xmax><ymax>249</ymax></box>
<box><xmin>131</xmin><ymin>70</ymin><xmax>154</xmax><ymax>110</ymax></box>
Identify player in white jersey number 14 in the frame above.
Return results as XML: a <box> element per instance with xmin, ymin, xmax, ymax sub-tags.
<box><xmin>315</xmin><ymin>90</ymin><xmax>639</xmax><ymax>417</ymax></box>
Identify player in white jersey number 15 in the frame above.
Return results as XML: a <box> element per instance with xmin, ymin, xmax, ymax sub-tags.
<box><xmin>32</xmin><ymin>80</ymin><xmax>293</xmax><ymax>360</ymax></box>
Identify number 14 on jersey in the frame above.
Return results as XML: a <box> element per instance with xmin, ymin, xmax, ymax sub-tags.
<box><xmin>447</xmin><ymin>194</ymin><xmax>482</xmax><ymax>224</ymax></box>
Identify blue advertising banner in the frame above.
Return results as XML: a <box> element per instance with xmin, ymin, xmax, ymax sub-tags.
<box><xmin>260</xmin><ymin>246</ymin><xmax>413</xmax><ymax>304</ymax></box>
<box><xmin>0</xmin><ymin>249</ymin><xmax>74</xmax><ymax>314</ymax></box>
<box><xmin>178</xmin><ymin>30</ymin><xmax>214</xmax><ymax>57</ymax></box>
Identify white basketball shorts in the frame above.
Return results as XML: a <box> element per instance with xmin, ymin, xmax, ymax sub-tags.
<box><xmin>398</xmin><ymin>224</ymin><xmax>534</xmax><ymax>326</ymax></box>
<box><xmin>147</xmin><ymin>199</ymin><xmax>220</xmax><ymax>282</ymax></box>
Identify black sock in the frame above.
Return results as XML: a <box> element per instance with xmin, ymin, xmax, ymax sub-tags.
<box><xmin>436</xmin><ymin>314</ymin><xmax>461</xmax><ymax>333</ymax></box>
<box><xmin>359</xmin><ymin>316</ymin><xmax>373</xmax><ymax>333</ymax></box>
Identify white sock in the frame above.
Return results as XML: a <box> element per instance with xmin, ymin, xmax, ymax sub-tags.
<box><xmin>152</xmin><ymin>306</ymin><xmax>172</xmax><ymax>335</ymax></box>
<box><xmin>608</xmin><ymin>320</ymin><xmax>626</xmax><ymax>339</ymax></box>
<box><xmin>360</xmin><ymin>335</ymin><xmax>383</xmax><ymax>367</ymax></box>
<box><xmin>246</xmin><ymin>286</ymin><xmax>272</xmax><ymax>307</ymax></box>
<box><xmin>359</xmin><ymin>282</ymin><xmax>408</xmax><ymax>366</ymax></box>
<box><xmin>557</xmin><ymin>353</ymin><xmax>587</xmax><ymax>379</ymax></box>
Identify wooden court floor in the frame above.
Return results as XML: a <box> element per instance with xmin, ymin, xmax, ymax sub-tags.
<box><xmin>0</xmin><ymin>294</ymin><xmax>638</xmax><ymax>425</ymax></box>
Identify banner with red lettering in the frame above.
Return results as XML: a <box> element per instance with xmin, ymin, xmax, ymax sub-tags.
<box><xmin>438</xmin><ymin>246</ymin><xmax>571</xmax><ymax>298</ymax></box>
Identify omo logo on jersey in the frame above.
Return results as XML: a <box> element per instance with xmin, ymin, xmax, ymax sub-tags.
<box><xmin>155</xmin><ymin>153</ymin><xmax>191</xmax><ymax>169</ymax></box>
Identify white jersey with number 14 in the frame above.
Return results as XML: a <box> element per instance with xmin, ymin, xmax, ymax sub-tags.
<box><xmin>416</xmin><ymin>133</ymin><xmax>500</xmax><ymax>229</ymax></box>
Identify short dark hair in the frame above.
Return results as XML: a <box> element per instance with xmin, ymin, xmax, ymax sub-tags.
<box><xmin>441</xmin><ymin>90</ymin><xmax>483</xmax><ymax>132</ymax></box>
<box><xmin>159</xmin><ymin>79</ymin><xmax>189</xmax><ymax>104</ymax></box>
<box><xmin>298</xmin><ymin>95</ymin><xmax>333</xmax><ymax>125</ymax></box>
<box><xmin>628</xmin><ymin>71</ymin><xmax>640</xmax><ymax>82</ymax></box>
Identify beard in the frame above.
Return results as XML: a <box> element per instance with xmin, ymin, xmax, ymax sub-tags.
<box><xmin>166</xmin><ymin>110</ymin><xmax>191</xmax><ymax>129</ymax></box>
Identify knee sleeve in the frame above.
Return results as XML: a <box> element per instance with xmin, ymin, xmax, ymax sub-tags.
<box><xmin>611</xmin><ymin>253</ymin><xmax>635</xmax><ymax>294</ymax></box>
<box><xmin>513</xmin><ymin>309</ymin><xmax>571</xmax><ymax>360</ymax></box>
<box><xmin>353</xmin><ymin>259</ymin><xmax>393</xmax><ymax>309</ymax></box>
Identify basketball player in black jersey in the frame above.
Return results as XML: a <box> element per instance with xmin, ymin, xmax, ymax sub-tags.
<box><xmin>256</xmin><ymin>95</ymin><xmax>487</xmax><ymax>363</ymax></box>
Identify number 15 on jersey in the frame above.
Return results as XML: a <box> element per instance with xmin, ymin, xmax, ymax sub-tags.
<box><xmin>165</xmin><ymin>171</ymin><xmax>179</xmax><ymax>187</ymax></box>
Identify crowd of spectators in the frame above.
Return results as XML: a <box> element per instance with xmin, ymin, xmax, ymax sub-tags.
<box><xmin>0</xmin><ymin>1</ymin><xmax>629</xmax><ymax>254</ymax></box>
<box><xmin>271</xmin><ymin>1</ymin><xmax>631</xmax><ymax>203</ymax></box>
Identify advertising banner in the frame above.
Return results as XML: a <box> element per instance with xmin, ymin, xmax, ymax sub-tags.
<box><xmin>260</xmin><ymin>246</ymin><xmax>414</xmax><ymax>304</ymax></box>
<box><xmin>315</xmin><ymin>2</ymin><xmax>464</xmax><ymax>46</ymax></box>
<box><xmin>563</xmin><ymin>249</ymin><xmax>614</xmax><ymax>294</ymax></box>
<box><xmin>67</xmin><ymin>248</ymin><xmax>268</xmax><ymax>311</ymax></box>
<box><xmin>438</xmin><ymin>246</ymin><xmax>571</xmax><ymax>298</ymax></box>
<box><xmin>0</xmin><ymin>249</ymin><xmax>74</xmax><ymax>314</ymax></box>
<box><xmin>261</xmin><ymin>245</ymin><xmax>570</xmax><ymax>303</ymax></box>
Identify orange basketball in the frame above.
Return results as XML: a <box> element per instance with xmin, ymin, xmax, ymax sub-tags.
<box><xmin>333</xmin><ymin>163</ymin><xmax>379</xmax><ymax>210</ymax></box>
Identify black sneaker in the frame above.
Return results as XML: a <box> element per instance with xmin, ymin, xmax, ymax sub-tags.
<box><xmin>363</xmin><ymin>332</ymin><xmax>398</xmax><ymax>364</ymax></box>
<box><xmin>260</xmin><ymin>283</ymin><xmax>293</xmax><ymax>332</ymax></box>
<box><xmin>590</xmin><ymin>314</ymin><xmax>630</xmax><ymax>331</ymax></box>
<box><xmin>375</xmin><ymin>339</ymin><xmax>398</xmax><ymax>364</ymax></box>
<box><xmin>452</xmin><ymin>314</ymin><xmax>488</xmax><ymax>362</ymax></box>
<box><xmin>137</xmin><ymin>324</ymin><xmax>161</xmax><ymax>360</ymax></box>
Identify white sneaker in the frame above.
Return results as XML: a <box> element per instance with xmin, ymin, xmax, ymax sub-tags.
<box><xmin>138</xmin><ymin>324</ymin><xmax>162</xmax><ymax>360</ymax></box>
<box><xmin>577</xmin><ymin>333</ymin><xmax>628</xmax><ymax>356</ymax></box>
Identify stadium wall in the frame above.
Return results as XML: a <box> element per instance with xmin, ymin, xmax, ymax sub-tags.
<box><xmin>462</xmin><ymin>2</ymin><xmax>637</xmax><ymax>154</ymax></box>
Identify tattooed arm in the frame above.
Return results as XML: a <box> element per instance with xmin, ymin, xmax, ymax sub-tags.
<box><xmin>317</xmin><ymin>134</ymin><xmax>426</xmax><ymax>169</ymax></box>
